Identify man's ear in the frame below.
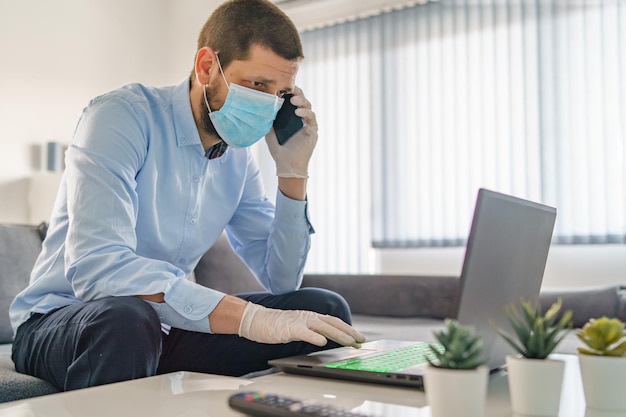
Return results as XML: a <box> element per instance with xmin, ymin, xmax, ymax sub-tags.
<box><xmin>194</xmin><ymin>47</ymin><xmax>217</xmax><ymax>85</ymax></box>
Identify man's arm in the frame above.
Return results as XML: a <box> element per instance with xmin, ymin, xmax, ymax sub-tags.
<box><xmin>138</xmin><ymin>293</ymin><xmax>365</xmax><ymax>347</ymax></box>
<box><xmin>222</xmin><ymin>86</ymin><xmax>316</xmax><ymax>293</ymax></box>
<box><xmin>64</xmin><ymin>91</ymin><xmax>228</xmax><ymax>330</ymax></box>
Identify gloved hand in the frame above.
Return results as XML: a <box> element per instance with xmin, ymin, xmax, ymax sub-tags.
<box><xmin>237</xmin><ymin>302</ymin><xmax>366</xmax><ymax>347</ymax></box>
<box><xmin>265</xmin><ymin>87</ymin><xmax>318</xmax><ymax>179</ymax></box>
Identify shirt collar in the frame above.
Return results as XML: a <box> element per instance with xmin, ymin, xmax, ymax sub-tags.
<box><xmin>172</xmin><ymin>77</ymin><xmax>203</xmax><ymax>150</ymax></box>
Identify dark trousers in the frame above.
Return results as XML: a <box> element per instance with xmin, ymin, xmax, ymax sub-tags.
<box><xmin>12</xmin><ymin>288</ymin><xmax>351</xmax><ymax>392</ymax></box>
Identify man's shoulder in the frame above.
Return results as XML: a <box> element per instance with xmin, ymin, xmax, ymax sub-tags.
<box><xmin>80</xmin><ymin>83</ymin><xmax>182</xmax><ymax>128</ymax></box>
<box><xmin>91</xmin><ymin>83</ymin><xmax>175</xmax><ymax>108</ymax></box>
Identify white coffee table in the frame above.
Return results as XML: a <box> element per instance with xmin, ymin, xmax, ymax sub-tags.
<box><xmin>0</xmin><ymin>354</ymin><xmax>615</xmax><ymax>417</ymax></box>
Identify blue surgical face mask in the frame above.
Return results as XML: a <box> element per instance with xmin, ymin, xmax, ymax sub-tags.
<box><xmin>203</xmin><ymin>56</ymin><xmax>284</xmax><ymax>148</ymax></box>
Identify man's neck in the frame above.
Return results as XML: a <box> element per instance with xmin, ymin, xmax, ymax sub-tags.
<box><xmin>189</xmin><ymin>77</ymin><xmax>222</xmax><ymax>152</ymax></box>
<box><xmin>201</xmin><ymin>135</ymin><xmax>222</xmax><ymax>152</ymax></box>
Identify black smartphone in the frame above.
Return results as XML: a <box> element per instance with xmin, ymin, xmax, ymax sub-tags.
<box><xmin>273</xmin><ymin>94</ymin><xmax>305</xmax><ymax>145</ymax></box>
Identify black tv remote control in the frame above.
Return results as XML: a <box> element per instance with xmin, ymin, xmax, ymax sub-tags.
<box><xmin>228</xmin><ymin>391</ymin><xmax>376</xmax><ymax>417</ymax></box>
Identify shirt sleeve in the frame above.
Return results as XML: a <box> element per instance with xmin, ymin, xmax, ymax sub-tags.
<box><xmin>146</xmin><ymin>281</ymin><xmax>221</xmax><ymax>333</ymax></box>
<box><xmin>63</xmin><ymin>93</ymin><xmax>224</xmax><ymax>330</ymax></box>
<box><xmin>225</xmin><ymin>151</ymin><xmax>315</xmax><ymax>295</ymax></box>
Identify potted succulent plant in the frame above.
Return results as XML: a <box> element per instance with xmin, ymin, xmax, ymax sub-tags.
<box><xmin>423</xmin><ymin>318</ymin><xmax>488</xmax><ymax>417</ymax></box>
<box><xmin>495</xmin><ymin>298</ymin><xmax>573</xmax><ymax>416</ymax></box>
<box><xmin>577</xmin><ymin>317</ymin><xmax>626</xmax><ymax>411</ymax></box>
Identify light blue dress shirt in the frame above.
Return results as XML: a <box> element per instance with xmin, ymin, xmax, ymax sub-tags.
<box><xmin>10</xmin><ymin>78</ymin><xmax>313</xmax><ymax>334</ymax></box>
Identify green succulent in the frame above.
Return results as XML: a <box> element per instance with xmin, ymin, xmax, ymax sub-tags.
<box><xmin>496</xmin><ymin>298</ymin><xmax>573</xmax><ymax>359</ymax></box>
<box><xmin>427</xmin><ymin>318</ymin><xmax>486</xmax><ymax>370</ymax></box>
<box><xmin>577</xmin><ymin>317</ymin><xmax>626</xmax><ymax>356</ymax></box>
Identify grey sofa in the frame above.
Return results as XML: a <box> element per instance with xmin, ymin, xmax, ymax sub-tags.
<box><xmin>2</xmin><ymin>222</ymin><xmax>625</xmax><ymax>403</ymax></box>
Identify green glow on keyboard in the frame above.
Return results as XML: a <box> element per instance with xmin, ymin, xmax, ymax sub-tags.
<box><xmin>324</xmin><ymin>343</ymin><xmax>443</xmax><ymax>373</ymax></box>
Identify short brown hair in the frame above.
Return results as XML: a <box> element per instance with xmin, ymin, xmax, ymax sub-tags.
<box><xmin>193</xmin><ymin>0</ymin><xmax>303</xmax><ymax>75</ymax></box>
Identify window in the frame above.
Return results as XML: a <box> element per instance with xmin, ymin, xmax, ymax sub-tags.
<box><xmin>294</xmin><ymin>0</ymin><xmax>625</xmax><ymax>273</ymax></box>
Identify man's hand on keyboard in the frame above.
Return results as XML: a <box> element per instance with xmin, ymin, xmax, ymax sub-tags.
<box><xmin>237</xmin><ymin>302</ymin><xmax>366</xmax><ymax>347</ymax></box>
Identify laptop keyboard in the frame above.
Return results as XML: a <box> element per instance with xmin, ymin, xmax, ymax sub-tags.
<box><xmin>323</xmin><ymin>343</ymin><xmax>443</xmax><ymax>373</ymax></box>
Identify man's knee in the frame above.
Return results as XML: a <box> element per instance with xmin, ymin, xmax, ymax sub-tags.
<box><xmin>12</xmin><ymin>296</ymin><xmax>163</xmax><ymax>391</ymax></box>
<box><xmin>238</xmin><ymin>288</ymin><xmax>354</xmax><ymax>324</ymax></box>
<box><xmin>83</xmin><ymin>296</ymin><xmax>161</xmax><ymax>348</ymax></box>
<box><xmin>66</xmin><ymin>297</ymin><xmax>162</xmax><ymax>390</ymax></box>
<box><xmin>290</xmin><ymin>287</ymin><xmax>353</xmax><ymax>324</ymax></box>
<box><xmin>89</xmin><ymin>296</ymin><xmax>159</xmax><ymax>325</ymax></box>
<box><xmin>317</xmin><ymin>288</ymin><xmax>352</xmax><ymax>324</ymax></box>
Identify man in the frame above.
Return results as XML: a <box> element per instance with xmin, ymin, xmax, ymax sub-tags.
<box><xmin>10</xmin><ymin>0</ymin><xmax>364</xmax><ymax>391</ymax></box>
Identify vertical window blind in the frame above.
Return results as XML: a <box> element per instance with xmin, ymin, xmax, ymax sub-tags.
<box><xmin>294</xmin><ymin>0</ymin><xmax>625</xmax><ymax>273</ymax></box>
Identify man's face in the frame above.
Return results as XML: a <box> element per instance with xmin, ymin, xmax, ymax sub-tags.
<box><xmin>200</xmin><ymin>44</ymin><xmax>300</xmax><ymax>139</ymax></box>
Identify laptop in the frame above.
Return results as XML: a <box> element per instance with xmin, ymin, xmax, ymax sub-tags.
<box><xmin>269</xmin><ymin>188</ymin><xmax>557</xmax><ymax>387</ymax></box>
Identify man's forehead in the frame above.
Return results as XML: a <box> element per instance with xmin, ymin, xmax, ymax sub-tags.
<box><xmin>230</xmin><ymin>55</ymin><xmax>299</xmax><ymax>87</ymax></box>
<box><xmin>239</xmin><ymin>45</ymin><xmax>299</xmax><ymax>73</ymax></box>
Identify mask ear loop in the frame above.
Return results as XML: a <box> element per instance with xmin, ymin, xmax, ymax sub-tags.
<box><xmin>203</xmin><ymin>85</ymin><xmax>213</xmax><ymax>115</ymax></box>
<box><xmin>203</xmin><ymin>52</ymin><xmax>230</xmax><ymax>115</ymax></box>
<box><xmin>215</xmin><ymin>53</ymin><xmax>230</xmax><ymax>87</ymax></box>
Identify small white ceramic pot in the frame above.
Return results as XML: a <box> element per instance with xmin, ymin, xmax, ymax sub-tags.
<box><xmin>424</xmin><ymin>364</ymin><xmax>489</xmax><ymax>417</ymax></box>
<box><xmin>578</xmin><ymin>353</ymin><xmax>626</xmax><ymax>412</ymax></box>
<box><xmin>506</xmin><ymin>355</ymin><xmax>565</xmax><ymax>416</ymax></box>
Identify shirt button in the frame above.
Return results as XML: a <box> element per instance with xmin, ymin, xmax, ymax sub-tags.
<box><xmin>180</xmin><ymin>138</ymin><xmax>187</xmax><ymax>144</ymax></box>
<box><xmin>193</xmin><ymin>175</ymin><xmax>200</xmax><ymax>182</ymax></box>
<box><xmin>189</xmin><ymin>218</ymin><xmax>197</xmax><ymax>225</ymax></box>
<box><xmin>184</xmin><ymin>306</ymin><xmax>193</xmax><ymax>314</ymax></box>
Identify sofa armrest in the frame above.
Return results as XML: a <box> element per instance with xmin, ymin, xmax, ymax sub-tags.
<box><xmin>302</xmin><ymin>274</ymin><xmax>459</xmax><ymax>319</ymax></box>
<box><xmin>0</xmin><ymin>223</ymin><xmax>45</xmax><ymax>344</ymax></box>
<box><xmin>539</xmin><ymin>285</ymin><xmax>626</xmax><ymax>328</ymax></box>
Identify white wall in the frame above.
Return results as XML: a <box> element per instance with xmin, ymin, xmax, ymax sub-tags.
<box><xmin>164</xmin><ymin>0</ymin><xmax>224</xmax><ymax>81</ymax></box>
<box><xmin>376</xmin><ymin>245</ymin><xmax>626</xmax><ymax>289</ymax></box>
<box><xmin>0</xmin><ymin>0</ymin><xmax>223</xmax><ymax>224</ymax></box>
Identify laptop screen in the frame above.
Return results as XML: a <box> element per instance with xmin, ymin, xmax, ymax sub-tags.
<box><xmin>454</xmin><ymin>189</ymin><xmax>557</xmax><ymax>370</ymax></box>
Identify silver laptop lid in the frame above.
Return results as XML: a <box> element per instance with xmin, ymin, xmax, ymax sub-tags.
<box><xmin>453</xmin><ymin>188</ymin><xmax>557</xmax><ymax>370</ymax></box>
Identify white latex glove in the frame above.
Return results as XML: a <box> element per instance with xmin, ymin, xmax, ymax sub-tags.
<box><xmin>237</xmin><ymin>302</ymin><xmax>366</xmax><ymax>348</ymax></box>
<box><xmin>265</xmin><ymin>87</ymin><xmax>318</xmax><ymax>179</ymax></box>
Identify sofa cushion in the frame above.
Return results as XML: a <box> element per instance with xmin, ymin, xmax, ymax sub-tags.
<box><xmin>0</xmin><ymin>344</ymin><xmax>58</xmax><ymax>402</ymax></box>
<box><xmin>302</xmin><ymin>274</ymin><xmax>460</xmax><ymax>318</ymax></box>
<box><xmin>193</xmin><ymin>233</ymin><xmax>264</xmax><ymax>294</ymax></box>
<box><xmin>0</xmin><ymin>223</ymin><xmax>45</xmax><ymax>344</ymax></box>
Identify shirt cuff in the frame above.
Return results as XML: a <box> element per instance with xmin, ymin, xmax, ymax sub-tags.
<box><xmin>275</xmin><ymin>190</ymin><xmax>315</xmax><ymax>234</ymax></box>
<box><xmin>146</xmin><ymin>300</ymin><xmax>213</xmax><ymax>333</ymax></box>
<box><xmin>162</xmin><ymin>278</ymin><xmax>226</xmax><ymax>332</ymax></box>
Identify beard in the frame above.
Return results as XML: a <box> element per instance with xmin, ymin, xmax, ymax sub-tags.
<box><xmin>200</xmin><ymin>83</ymin><xmax>222</xmax><ymax>140</ymax></box>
